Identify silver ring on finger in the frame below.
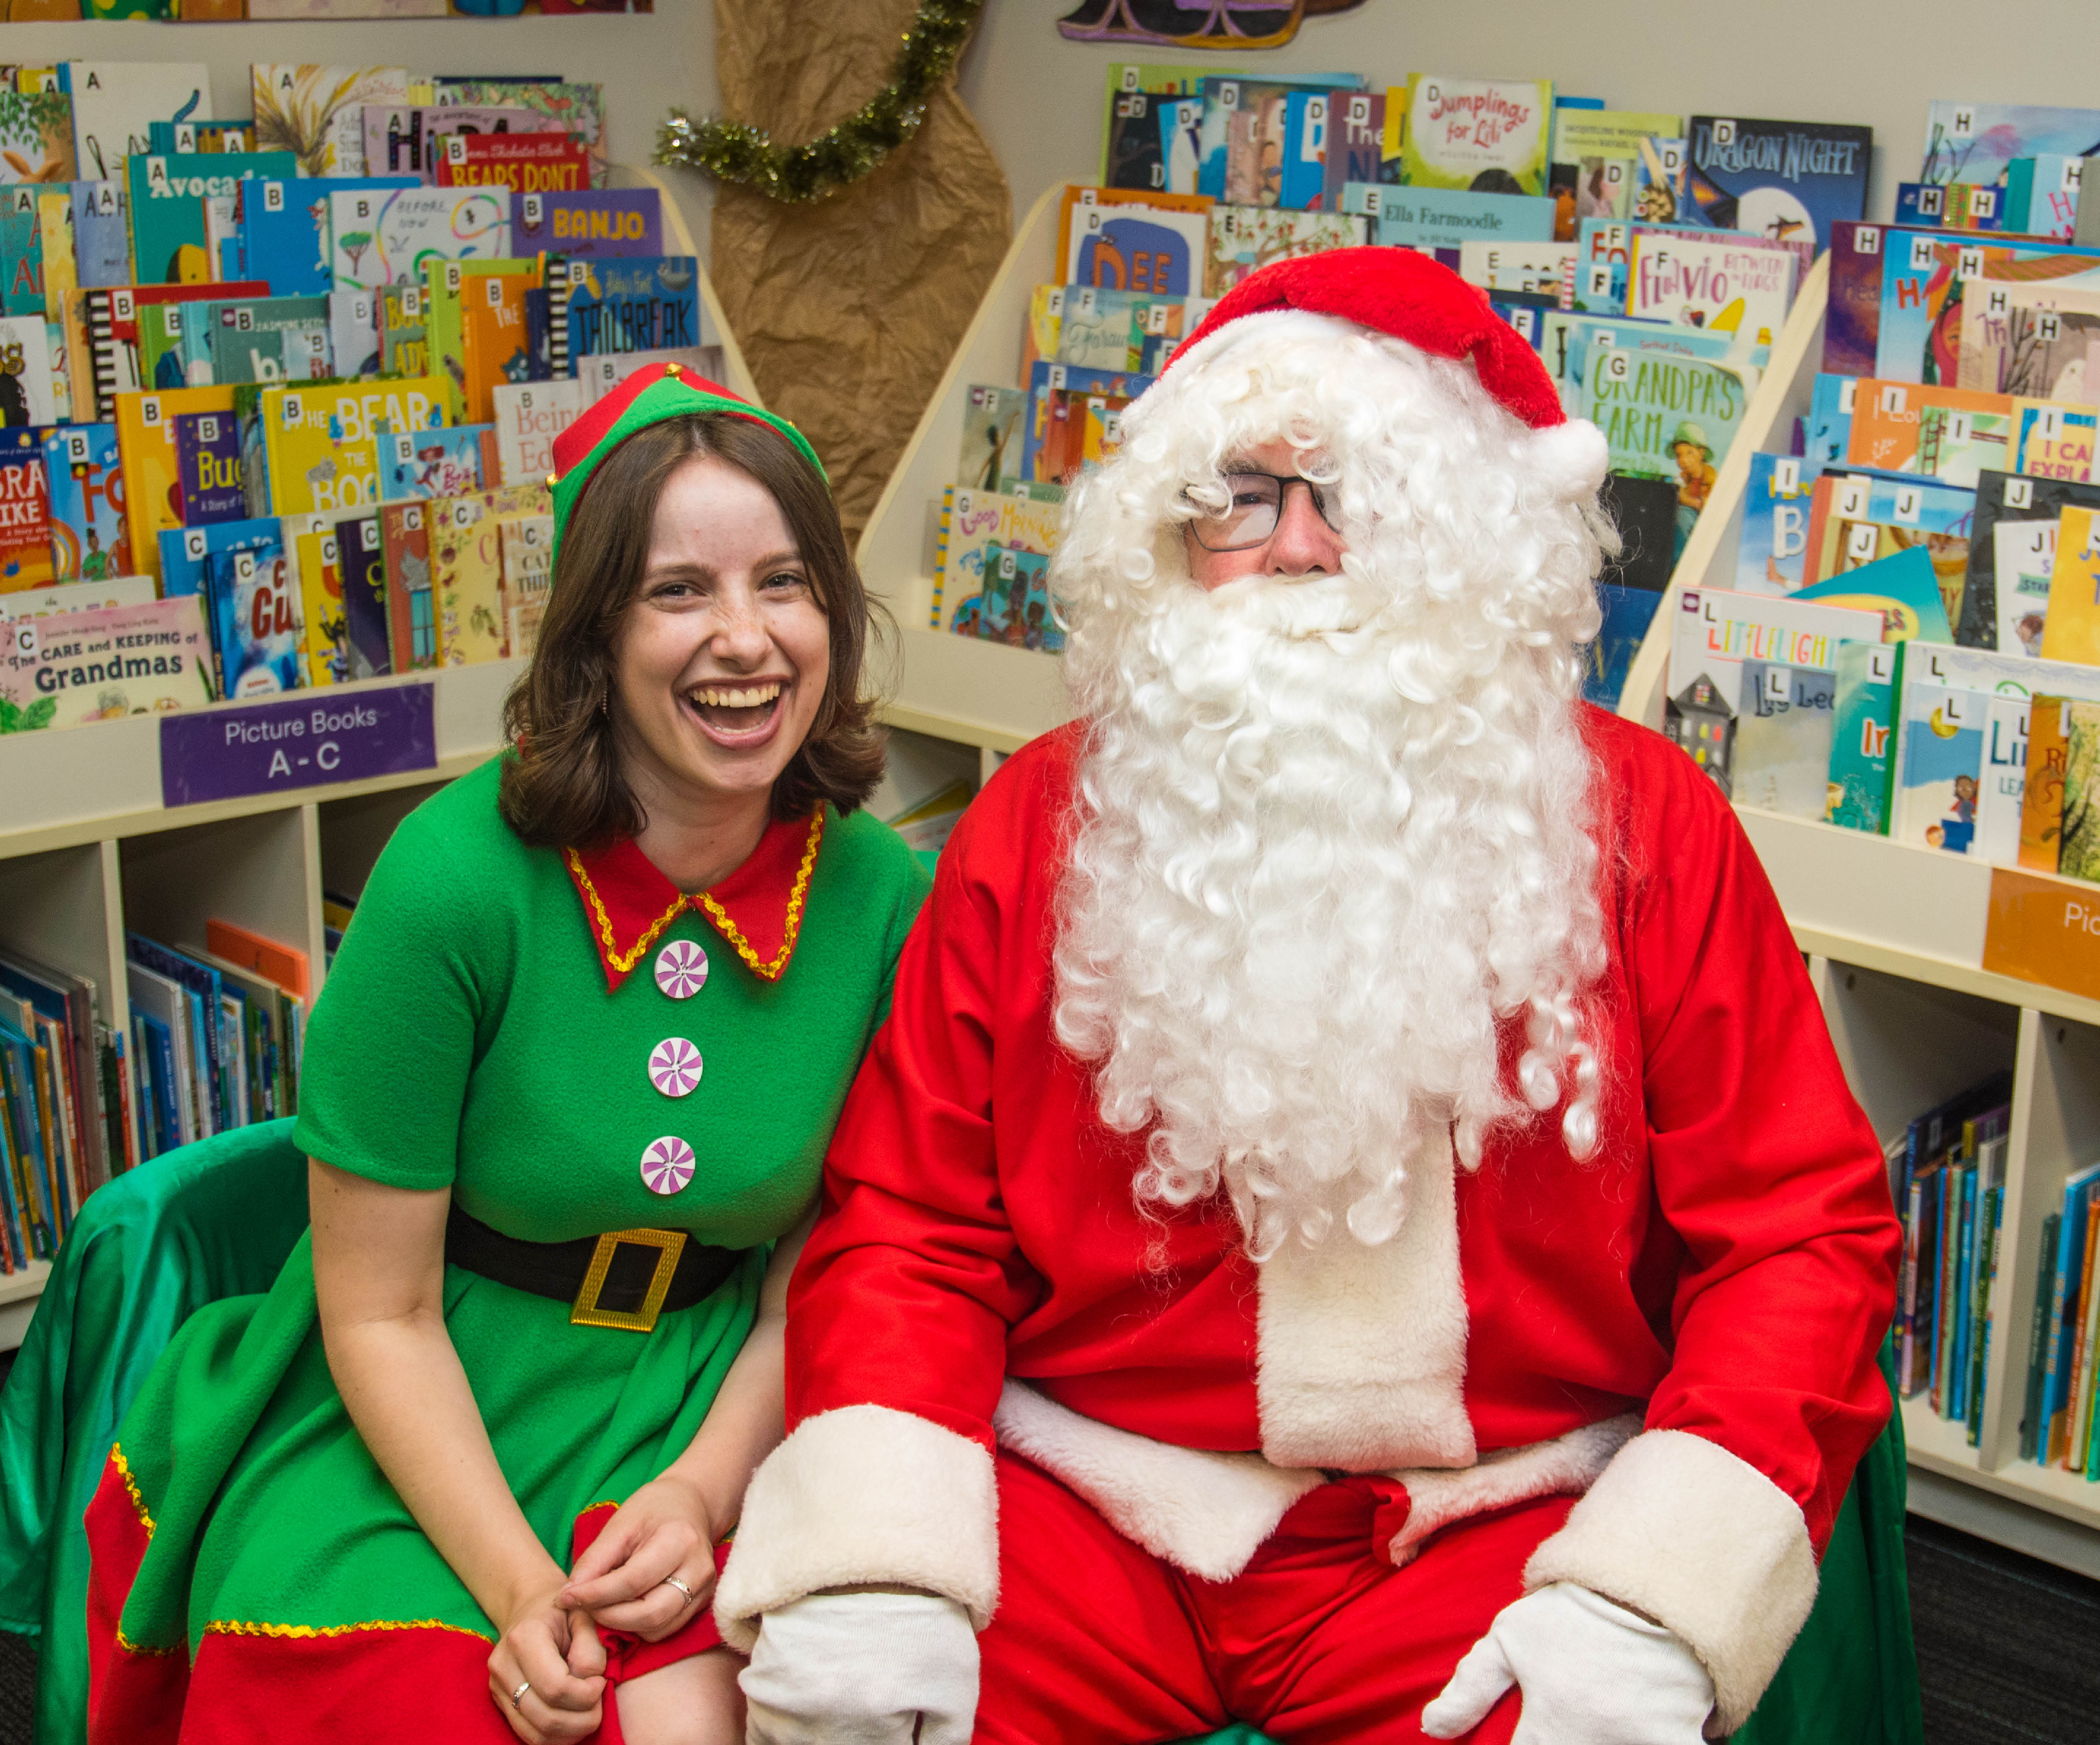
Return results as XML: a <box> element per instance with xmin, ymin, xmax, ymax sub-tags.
<box><xmin>660</xmin><ymin>1574</ymin><xmax>695</xmax><ymax>1607</ymax></box>
<box><xmin>510</xmin><ymin>1679</ymin><xmax>532</xmax><ymax>1710</ymax></box>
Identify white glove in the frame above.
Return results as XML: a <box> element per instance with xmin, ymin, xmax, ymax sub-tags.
<box><xmin>1422</xmin><ymin>1583</ymin><xmax>1715</xmax><ymax>1744</ymax></box>
<box><xmin>740</xmin><ymin>1590</ymin><xmax>979</xmax><ymax>1745</ymax></box>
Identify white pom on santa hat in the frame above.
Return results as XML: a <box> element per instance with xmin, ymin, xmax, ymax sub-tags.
<box><xmin>1525</xmin><ymin>417</ymin><xmax>1611</xmax><ymax>502</ymax></box>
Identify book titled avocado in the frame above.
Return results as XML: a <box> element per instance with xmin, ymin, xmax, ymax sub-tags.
<box><xmin>125</xmin><ymin>150</ymin><xmax>295</xmax><ymax>286</ymax></box>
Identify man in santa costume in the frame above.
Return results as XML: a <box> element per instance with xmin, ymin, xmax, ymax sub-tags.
<box><xmin>717</xmin><ymin>248</ymin><xmax>1900</xmax><ymax>1743</ymax></box>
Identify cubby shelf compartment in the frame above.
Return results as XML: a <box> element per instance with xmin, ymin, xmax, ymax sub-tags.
<box><xmin>856</xmin><ymin>183</ymin><xmax>1074</xmax><ymax>755</ymax></box>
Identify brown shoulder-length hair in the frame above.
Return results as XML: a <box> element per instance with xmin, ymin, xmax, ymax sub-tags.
<box><xmin>499</xmin><ymin>412</ymin><xmax>888</xmax><ymax>849</ymax></box>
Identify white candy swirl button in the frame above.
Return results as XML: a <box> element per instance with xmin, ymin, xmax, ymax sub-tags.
<box><xmin>640</xmin><ymin>1135</ymin><xmax>696</xmax><ymax>1195</ymax></box>
<box><xmin>648</xmin><ymin>1037</ymin><xmax>703</xmax><ymax>1098</ymax></box>
<box><xmin>654</xmin><ymin>938</ymin><xmax>709</xmax><ymax>999</ymax></box>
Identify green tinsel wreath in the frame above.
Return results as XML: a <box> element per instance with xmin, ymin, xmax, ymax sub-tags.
<box><xmin>657</xmin><ymin>0</ymin><xmax>985</xmax><ymax>204</ymax></box>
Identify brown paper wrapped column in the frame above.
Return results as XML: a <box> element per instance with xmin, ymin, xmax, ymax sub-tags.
<box><xmin>704</xmin><ymin>0</ymin><xmax>1011</xmax><ymax>540</ymax></box>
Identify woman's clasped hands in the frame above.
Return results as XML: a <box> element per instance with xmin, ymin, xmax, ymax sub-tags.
<box><xmin>487</xmin><ymin>1474</ymin><xmax>719</xmax><ymax>1745</ymax></box>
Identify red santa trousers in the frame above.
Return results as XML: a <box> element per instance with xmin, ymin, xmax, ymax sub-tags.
<box><xmin>975</xmin><ymin>1450</ymin><xmax>1578</xmax><ymax>1745</ymax></box>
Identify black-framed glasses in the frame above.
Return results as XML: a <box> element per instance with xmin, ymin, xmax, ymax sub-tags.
<box><xmin>1182</xmin><ymin>471</ymin><xmax>1343</xmax><ymax>551</ymax></box>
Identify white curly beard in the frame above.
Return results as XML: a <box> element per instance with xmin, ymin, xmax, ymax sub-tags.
<box><xmin>1049</xmin><ymin>315</ymin><xmax>1611</xmax><ymax>1261</ymax></box>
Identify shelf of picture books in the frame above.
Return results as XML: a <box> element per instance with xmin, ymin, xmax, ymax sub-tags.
<box><xmin>0</xmin><ymin>60</ymin><xmax>752</xmax><ymax>1337</ymax></box>
<box><xmin>859</xmin><ymin>59</ymin><xmax>1878</xmax><ymax>748</ymax></box>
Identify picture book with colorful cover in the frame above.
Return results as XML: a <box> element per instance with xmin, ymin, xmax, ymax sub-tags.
<box><xmin>2011</xmin><ymin>398</ymin><xmax>2096</xmax><ymax>483</ymax></box>
<box><xmin>260</xmin><ymin>376</ymin><xmax>448</xmax><ymax>518</ymax></box>
<box><xmin>1994</xmin><ymin>519</ymin><xmax>2056</xmax><ymax>657</ymax></box>
<box><xmin>457</xmin><ymin>268</ymin><xmax>541</xmax><ymax>424</ymax></box>
<box><xmin>361</xmin><ymin>106</ymin><xmax>559</xmax><ymax>185</ymax></box>
<box><xmin>1800</xmin><ymin>472</ymin><xmax>1974</xmax><ymax>632</ymax></box>
<box><xmin>432</xmin><ymin>83</ymin><xmax>606</xmax><ymax>186</ymax></box>
<box><xmin>1795</xmin><ymin>545</ymin><xmax>1955</xmax><ymax>644</ymax></box>
<box><xmin>69</xmin><ymin>182</ymin><xmax>126</xmax><ymax>290</ymax></box>
<box><xmin>1097</xmin><ymin>63</ymin><xmax>1211</xmax><ymax>186</ymax></box>
<box><xmin>1877</xmin><ymin>235</ymin><xmax>2100</xmax><ymax>388</ymax></box>
<box><xmin>1194</xmin><ymin>74</ymin><xmax>1361</xmax><ymax>201</ymax></box>
<box><xmin>950</xmin><ymin>544</ymin><xmax>1059</xmax><ymax>652</ymax></box>
<box><xmin>1624</xmin><ymin>230</ymin><xmax>1797</xmax><ymax>345</ymax></box>
<box><xmin>172</xmin><ymin>410</ymin><xmax>244</xmax><ymax>525</ymax></box>
<box><xmin>250</xmin><ymin>65</ymin><xmax>410</xmax><ymax>178</ymax></box>
<box><xmin>380</xmin><ymin>425</ymin><xmax>486</xmax><ymax>502</ymax></box>
<box><xmin>436</xmin><ymin>132</ymin><xmax>590</xmax><ymax>198</ymax></box>
<box><xmin>146</xmin><ymin>119</ymin><xmax>254</xmax><ymax>156</ymax></box>
<box><xmin>41</xmin><ymin>423</ymin><xmax>128</xmax><ymax>580</ymax></box>
<box><xmin>0</xmin><ymin>596</ymin><xmax>211</xmax><ymax>732</ymax></box>
<box><xmin>575</xmin><ymin>348</ymin><xmax>723</xmax><ymax>409</ymax></box>
<box><xmin>931</xmin><ymin>486</ymin><xmax>1064</xmax><ymax>631</ymax></box>
<box><xmin>491</xmin><ymin>379</ymin><xmax>581</xmax><ymax>489</ymax></box>
<box><xmin>238</xmin><ymin>177</ymin><xmax>415</xmax><ymax>299</ymax></box>
<box><xmin>428</xmin><ymin>484</ymin><xmax>543</xmax><ymax>666</ymax></box>
<box><xmin>0</xmin><ymin>430</ymin><xmax>52</xmax><ymax>592</ymax></box>
<box><xmin>960</xmin><ymin>384</ymin><xmax>1027</xmax><ymax>493</ymax></box>
<box><xmin>115</xmin><ymin>384</ymin><xmax>238</xmax><ymax>585</ymax></box>
<box><xmin>61</xmin><ymin>61</ymin><xmax>211</xmax><ymax>183</ymax></box>
<box><xmin>1921</xmin><ymin>103</ymin><xmax>2100</xmax><ymax>188</ymax></box>
<box><xmin>1456</xmin><ymin>241</ymin><xmax>1573</xmax><ymax>297</ymax></box>
<box><xmin>0</xmin><ymin>91</ymin><xmax>77</xmax><ymax>188</ymax></box>
<box><xmin>377</xmin><ymin>499</ymin><xmax>434</xmax><ymax>670</ymax></box>
<box><xmin>1847</xmin><ymin>381</ymin><xmax>2012</xmax><ymax>486</ymax></box>
<box><xmin>1959</xmin><ymin>472</ymin><xmax>2100</xmax><ymax>648</ymax></box>
<box><xmin>1550</xmin><ymin>109</ymin><xmax>1681</xmax><ymax>230</ymax></box>
<box><xmin>203</xmin><ymin>541</ymin><xmax>302</xmax><ymax>697</ymax></box>
<box><xmin>1349</xmin><ymin>184</ymin><xmax>1556</xmax><ymax>252</ymax></box>
<box><xmin>1060</xmin><ymin>188</ymin><xmax>1211</xmax><ymax>298</ymax></box>
<box><xmin>1828</xmin><ymin>640</ymin><xmax>1902</xmax><ymax>833</ymax></box>
<box><xmin>1276</xmin><ymin>89</ymin><xmax>1351</xmax><ymax>211</ymax></box>
<box><xmin>1992</xmin><ymin>285</ymin><xmax>2100</xmax><ymax>403</ymax></box>
<box><xmin>1680</xmin><ymin>118</ymin><xmax>1872</xmax><ymax>251</ymax></box>
<box><xmin>1390</xmin><ymin>75</ymin><xmax>1553</xmax><ymax>197</ymax></box>
<box><xmin>284</xmin><ymin>512</ymin><xmax>347</xmax><ymax>687</ymax></box>
<box><xmin>2040</xmin><ymin>504</ymin><xmax>2100</xmax><ymax>669</ymax></box>
<box><xmin>419</xmin><ymin>259</ymin><xmax>537</xmax><ymax>423</ymax></box>
<box><xmin>1583</xmin><ymin>347</ymin><xmax>1753</xmax><ymax>561</ymax></box>
<box><xmin>156</xmin><ymin>516</ymin><xmax>279</xmax><ymax>600</ymax></box>
<box><xmin>1629</xmin><ymin>137</ymin><xmax>1689</xmax><ymax>227</ymax></box>
<box><xmin>0</xmin><ymin>316</ymin><xmax>56</xmax><ymax>430</ymax></box>
<box><xmin>512</xmin><ymin>188</ymin><xmax>663</xmax><ymax>260</ymax></box>
<box><xmin>181</xmin><ymin>294</ymin><xmax>332</xmax><ymax>388</ymax></box>
<box><xmin>1203</xmin><ymin>207</ymin><xmax>1364</xmax><ymax>299</ymax></box>
<box><xmin>1732</xmin><ymin>656</ymin><xmax>1839</xmax><ymax>820</ymax></box>
<box><xmin>326</xmin><ymin>187</ymin><xmax>513</xmax><ymax>293</ymax></box>
<box><xmin>335</xmin><ymin>510</ymin><xmax>389</xmax><ymax>680</ymax></box>
<box><xmin>565</xmin><ymin>259</ymin><xmax>703</xmax><ymax>362</ymax></box>
<box><xmin>1320</xmin><ymin>92</ymin><xmax>1384</xmax><ymax>211</ymax></box>
<box><xmin>124</xmin><ymin>151</ymin><xmax>297</xmax><ymax>286</ymax></box>
<box><xmin>0</xmin><ymin>577</ymin><xmax>156</xmax><ymax>622</ymax></box>
<box><xmin>1738</xmin><ymin>454</ymin><xmax>1814</xmax><ymax>594</ymax></box>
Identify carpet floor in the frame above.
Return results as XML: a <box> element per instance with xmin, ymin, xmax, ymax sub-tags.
<box><xmin>2</xmin><ymin>1517</ymin><xmax>2095</xmax><ymax>1742</ymax></box>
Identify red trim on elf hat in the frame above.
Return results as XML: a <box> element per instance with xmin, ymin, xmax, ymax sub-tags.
<box><xmin>1164</xmin><ymin>247</ymin><xmax>1566</xmax><ymax>431</ymax></box>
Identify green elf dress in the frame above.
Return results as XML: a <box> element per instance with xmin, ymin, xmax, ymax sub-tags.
<box><xmin>81</xmin><ymin>370</ymin><xmax>932</xmax><ymax>1743</ymax></box>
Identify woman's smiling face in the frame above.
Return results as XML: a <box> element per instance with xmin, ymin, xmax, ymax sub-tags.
<box><xmin>608</xmin><ymin>452</ymin><xmax>831</xmax><ymax>812</ymax></box>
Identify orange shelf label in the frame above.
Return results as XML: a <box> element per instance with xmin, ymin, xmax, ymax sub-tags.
<box><xmin>1983</xmin><ymin>866</ymin><xmax>2100</xmax><ymax>1001</ymax></box>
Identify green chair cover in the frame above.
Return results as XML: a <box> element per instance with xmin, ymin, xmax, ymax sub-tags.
<box><xmin>0</xmin><ymin>1124</ymin><xmax>1919</xmax><ymax>1745</ymax></box>
<box><xmin>0</xmin><ymin>1120</ymin><xmax>311</xmax><ymax>1745</ymax></box>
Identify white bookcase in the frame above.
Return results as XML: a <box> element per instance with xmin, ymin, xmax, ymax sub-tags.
<box><xmin>0</xmin><ymin>200</ymin><xmax>752</xmax><ymax>1349</ymax></box>
<box><xmin>1619</xmin><ymin>251</ymin><xmax>2100</xmax><ymax>1578</ymax></box>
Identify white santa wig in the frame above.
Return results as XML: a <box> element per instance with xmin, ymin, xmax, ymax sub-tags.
<box><xmin>1051</xmin><ymin>305</ymin><xmax>1615</xmax><ymax>1258</ymax></box>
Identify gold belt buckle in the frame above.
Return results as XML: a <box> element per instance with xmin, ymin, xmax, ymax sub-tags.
<box><xmin>571</xmin><ymin>1228</ymin><xmax>688</xmax><ymax>1332</ymax></box>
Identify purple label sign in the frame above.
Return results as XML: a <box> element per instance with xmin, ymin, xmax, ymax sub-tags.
<box><xmin>160</xmin><ymin>684</ymin><xmax>436</xmax><ymax>808</ymax></box>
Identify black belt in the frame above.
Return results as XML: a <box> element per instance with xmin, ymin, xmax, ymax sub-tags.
<box><xmin>445</xmin><ymin>1206</ymin><xmax>744</xmax><ymax>1332</ymax></box>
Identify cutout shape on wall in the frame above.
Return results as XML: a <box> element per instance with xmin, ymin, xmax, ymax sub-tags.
<box><xmin>1056</xmin><ymin>0</ymin><xmax>1366</xmax><ymax>51</ymax></box>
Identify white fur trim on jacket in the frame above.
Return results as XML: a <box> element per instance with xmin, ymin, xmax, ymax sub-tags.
<box><xmin>713</xmin><ymin>1405</ymin><xmax>999</xmax><ymax>1653</ymax></box>
<box><xmin>1385</xmin><ymin>1412</ymin><xmax>1641</xmax><ymax>1566</ymax></box>
<box><xmin>993</xmin><ymin>1380</ymin><xmax>1322</xmax><ymax>1581</ymax></box>
<box><xmin>1255</xmin><ymin>1134</ymin><xmax>1474</xmax><ymax>1471</ymax></box>
<box><xmin>1522</xmin><ymin>1428</ymin><xmax>1819</xmax><ymax>1732</ymax></box>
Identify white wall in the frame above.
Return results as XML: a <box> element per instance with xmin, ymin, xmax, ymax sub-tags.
<box><xmin>955</xmin><ymin>0</ymin><xmax>2100</xmax><ymax>228</ymax></box>
<box><xmin>4</xmin><ymin>0</ymin><xmax>721</xmax><ymax>256</ymax></box>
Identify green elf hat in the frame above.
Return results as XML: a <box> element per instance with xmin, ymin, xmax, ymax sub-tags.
<box><xmin>547</xmin><ymin>362</ymin><xmax>827</xmax><ymax>565</ymax></box>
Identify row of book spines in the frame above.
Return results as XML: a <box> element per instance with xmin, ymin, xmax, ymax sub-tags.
<box><xmin>2022</xmin><ymin>1172</ymin><xmax>2100</xmax><ymax>1474</ymax></box>
<box><xmin>1896</xmin><ymin>1107</ymin><xmax>2008</xmax><ymax>1425</ymax></box>
<box><xmin>0</xmin><ymin>1020</ymin><xmax>130</xmax><ymax>1273</ymax></box>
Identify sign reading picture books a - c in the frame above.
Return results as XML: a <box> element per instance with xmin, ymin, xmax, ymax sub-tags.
<box><xmin>1982</xmin><ymin>866</ymin><xmax>2100</xmax><ymax>1005</ymax></box>
<box><xmin>159</xmin><ymin>682</ymin><xmax>436</xmax><ymax>809</ymax></box>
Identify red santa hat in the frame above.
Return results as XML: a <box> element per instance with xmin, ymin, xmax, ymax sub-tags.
<box><xmin>1162</xmin><ymin>247</ymin><xmax>1609</xmax><ymax>499</ymax></box>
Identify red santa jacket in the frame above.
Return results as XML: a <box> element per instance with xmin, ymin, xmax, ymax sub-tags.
<box><xmin>717</xmin><ymin>708</ymin><xmax>1899</xmax><ymax>1730</ymax></box>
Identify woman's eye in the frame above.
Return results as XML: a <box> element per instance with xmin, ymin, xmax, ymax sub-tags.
<box><xmin>764</xmin><ymin>571</ymin><xmax>809</xmax><ymax>592</ymax></box>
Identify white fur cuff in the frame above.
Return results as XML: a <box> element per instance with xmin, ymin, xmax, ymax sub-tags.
<box><xmin>713</xmin><ymin>1405</ymin><xmax>1000</xmax><ymax>1653</ymax></box>
<box><xmin>1522</xmin><ymin>1429</ymin><xmax>1818</xmax><ymax>1732</ymax></box>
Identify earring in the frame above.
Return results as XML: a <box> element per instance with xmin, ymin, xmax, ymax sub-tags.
<box><xmin>598</xmin><ymin>685</ymin><xmax>609</xmax><ymax>718</ymax></box>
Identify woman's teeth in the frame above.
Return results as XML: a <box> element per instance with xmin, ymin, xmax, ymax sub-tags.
<box><xmin>693</xmin><ymin>683</ymin><xmax>783</xmax><ymax>708</ymax></box>
<box><xmin>688</xmin><ymin>681</ymin><xmax>784</xmax><ymax>734</ymax></box>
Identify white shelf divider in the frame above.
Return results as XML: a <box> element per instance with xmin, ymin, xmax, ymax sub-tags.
<box><xmin>855</xmin><ymin>184</ymin><xmax>1073</xmax><ymax>754</ymax></box>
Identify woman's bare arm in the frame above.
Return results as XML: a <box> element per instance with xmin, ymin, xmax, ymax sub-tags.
<box><xmin>309</xmin><ymin>1159</ymin><xmax>605</xmax><ymax>1742</ymax></box>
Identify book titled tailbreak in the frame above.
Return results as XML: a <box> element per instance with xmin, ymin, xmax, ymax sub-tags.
<box><xmin>565</xmin><ymin>258</ymin><xmax>704</xmax><ymax>363</ymax></box>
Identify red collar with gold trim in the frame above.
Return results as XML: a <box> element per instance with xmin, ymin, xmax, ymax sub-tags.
<box><xmin>564</xmin><ymin>810</ymin><xmax>825</xmax><ymax>991</ymax></box>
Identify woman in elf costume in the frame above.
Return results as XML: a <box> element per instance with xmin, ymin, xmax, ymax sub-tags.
<box><xmin>83</xmin><ymin>369</ymin><xmax>930</xmax><ymax>1745</ymax></box>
